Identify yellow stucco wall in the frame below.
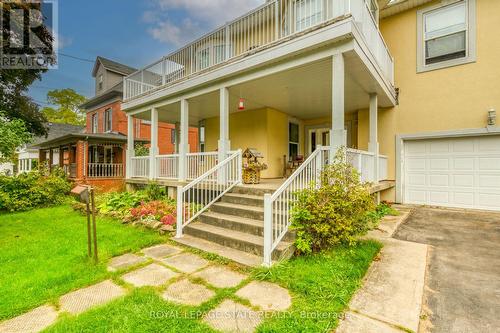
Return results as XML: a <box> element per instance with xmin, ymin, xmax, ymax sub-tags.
<box><xmin>358</xmin><ymin>0</ymin><xmax>500</xmax><ymax>201</ymax></box>
<box><xmin>204</xmin><ymin>108</ymin><xmax>288</xmax><ymax>178</ymax></box>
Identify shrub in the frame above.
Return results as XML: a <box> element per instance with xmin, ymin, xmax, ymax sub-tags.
<box><xmin>0</xmin><ymin>167</ymin><xmax>71</xmax><ymax>212</ymax></box>
<box><xmin>130</xmin><ymin>200</ymin><xmax>176</xmax><ymax>226</ymax></box>
<box><xmin>97</xmin><ymin>191</ymin><xmax>148</xmax><ymax>217</ymax></box>
<box><xmin>290</xmin><ymin>149</ymin><xmax>376</xmax><ymax>255</ymax></box>
<box><xmin>145</xmin><ymin>182</ymin><xmax>167</xmax><ymax>201</ymax></box>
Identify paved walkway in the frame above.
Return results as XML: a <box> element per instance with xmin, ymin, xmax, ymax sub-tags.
<box><xmin>0</xmin><ymin>244</ymin><xmax>292</xmax><ymax>333</ymax></box>
<box><xmin>337</xmin><ymin>206</ymin><xmax>429</xmax><ymax>333</ymax></box>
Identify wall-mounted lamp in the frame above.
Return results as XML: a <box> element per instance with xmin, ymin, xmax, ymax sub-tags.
<box><xmin>488</xmin><ymin>108</ymin><xmax>496</xmax><ymax>126</ymax></box>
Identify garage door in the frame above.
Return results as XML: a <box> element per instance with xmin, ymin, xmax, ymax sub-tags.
<box><xmin>404</xmin><ymin>135</ymin><xmax>500</xmax><ymax>211</ymax></box>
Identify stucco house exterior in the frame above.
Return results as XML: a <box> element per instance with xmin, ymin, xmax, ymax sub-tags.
<box><xmin>118</xmin><ymin>0</ymin><xmax>498</xmax><ymax>265</ymax></box>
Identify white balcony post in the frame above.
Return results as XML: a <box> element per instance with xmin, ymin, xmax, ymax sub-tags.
<box><xmin>263</xmin><ymin>193</ymin><xmax>273</xmax><ymax>267</ymax></box>
<box><xmin>178</xmin><ymin>99</ymin><xmax>189</xmax><ymax>181</ymax></box>
<box><xmin>175</xmin><ymin>186</ymin><xmax>183</xmax><ymax>238</ymax></box>
<box><xmin>149</xmin><ymin>108</ymin><xmax>159</xmax><ymax>180</ymax></box>
<box><xmin>330</xmin><ymin>53</ymin><xmax>346</xmax><ymax>160</ymax></box>
<box><xmin>126</xmin><ymin>114</ymin><xmax>135</xmax><ymax>179</ymax></box>
<box><xmin>218</xmin><ymin>87</ymin><xmax>231</xmax><ymax>184</ymax></box>
<box><xmin>368</xmin><ymin>93</ymin><xmax>379</xmax><ymax>183</ymax></box>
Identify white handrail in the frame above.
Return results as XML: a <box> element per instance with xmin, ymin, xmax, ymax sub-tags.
<box><xmin>175</xmin><ymin>150</ymin><xmax>243</xmax><ymax>238</ymax></box>
<box><xmin>263</xmin><ymin>146</ymin><xmax>326</xmax><ymax>266</ymax></box>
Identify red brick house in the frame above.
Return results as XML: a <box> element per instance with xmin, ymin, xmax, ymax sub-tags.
<box><xmin>37</xmin><ymin>57</ymin><xmax>199</xmax><ymax>191</ymax></box>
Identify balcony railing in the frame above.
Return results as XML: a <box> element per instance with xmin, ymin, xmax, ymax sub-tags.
<box><xmin>124</xmin><ymin>0</ymin><xmax>394</xmax><ymax>100</ymax></box>
<box><xmin>87</xmin><ymin>163</ymin><xmax>123</xmax><ymax>178</ymax></box>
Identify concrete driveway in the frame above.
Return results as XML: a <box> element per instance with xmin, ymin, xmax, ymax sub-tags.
<box><xmin>394</xmin><ymin>207</ymin><xmax>500</xmax><ymax>333</ymax></box>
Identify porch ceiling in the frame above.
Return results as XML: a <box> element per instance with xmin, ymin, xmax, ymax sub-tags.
<box><xmin>136</xmin><ymin>50</ymin><xmax>392</xmax><ymax>125</ymax></box>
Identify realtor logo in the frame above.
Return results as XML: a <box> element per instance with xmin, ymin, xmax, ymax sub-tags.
<box><xmin>0</xmin><ymin>0</ymin><xmax>58</xmax><ymax>69</ymax></box>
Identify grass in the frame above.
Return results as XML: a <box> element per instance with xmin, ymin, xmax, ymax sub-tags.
<box><xmin>254</xmin><ymin>240</ymin><xmax>382</xmax><ymax>332</ymax></box>
<box><xmin>41</xmin><ymin>241</ymin><xmax>382</xmax><ymax>333</ymax></box>
<box><xmin>0</xmin><ymin>205</ymin><xmax>166</xmax><ymax>321</ymax></box>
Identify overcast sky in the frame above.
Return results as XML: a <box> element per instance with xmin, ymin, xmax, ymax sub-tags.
<box><xmin>29</xmin><ymin>0</ymin><xmax>263</xmax><ymax>106</ymax></box>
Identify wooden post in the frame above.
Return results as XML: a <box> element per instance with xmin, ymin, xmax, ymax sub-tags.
<box><xmin>90</xmin><ymin>188</ymin><xmax>98</xmax><ymax>263</ymax></box>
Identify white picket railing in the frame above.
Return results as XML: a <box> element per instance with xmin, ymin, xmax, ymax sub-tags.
<box><xmin>87</xmin><ymin>163</ymin><xmax>123</xmax><ymax>178</ymax></box>
<box><xmin>263</xmin><ymin>146</ymin><xmax>327</xmax><ymax>266</ymax></box>
<box><xmin>131</xmin><ymin>156</ymin><xmax>149</xmax><ymax>178</ymax></box>
<box><xmin>157</xmin><ymin>154</ymin><xmax>179</xmax><ymax>179</ymax></box>
<box><xmin>263</xmin><ymin>146</ymin><xmax>388</xmax><ymax>266</ymax></box>
<box><xmin>124</xmin><ymin>0</ymin><xmax>394</xmax><ymax>100</ymax></box>
<box><xmin>186</xmin><ymin>152</ymin><xmax>218</xmax><ymax>180</ymax></box>
<box><xmin>175</xmin><ymin>150</ymin><xmax>243</xmax><ymax>237</ymax></box>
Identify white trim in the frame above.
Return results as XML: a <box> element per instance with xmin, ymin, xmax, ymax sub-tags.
<box><xmin>395</xmin><ymin>126</ymin><xmax>500</xmax><ymax>203</ymax></box>
<box><xmin>416</xmin><ymin>0</ymin><xmax>476</xmax><ymax>73</ymax></box>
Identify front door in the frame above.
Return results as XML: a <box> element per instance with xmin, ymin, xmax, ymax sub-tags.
<box><xmin>308</xmin><ymin>128</ymin><xmax>330</xmax><ymax>155</ymax></box>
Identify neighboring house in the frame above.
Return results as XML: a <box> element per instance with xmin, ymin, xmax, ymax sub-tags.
<box><xmin>17</xmin><ymin>123</ymin><xmax>84</xmax><ymax>174</ymax></box>
<box><xmin>36</xmin><ymin>57</ymin><xmax>199</xmax><ymax>191</ymax></box>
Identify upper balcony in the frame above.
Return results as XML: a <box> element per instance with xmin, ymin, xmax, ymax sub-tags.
<box><xmin>124</xmin><ymin>0</ymin><xmax>394</xmax><ymax>102</ymax></box>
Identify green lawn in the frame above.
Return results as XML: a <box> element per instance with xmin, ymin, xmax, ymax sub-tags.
<box><xmin>0</xmin><ymin>205</ymin><xmax>166</xmax><ymax>321</ymax></box>
<box><xmin>42</xmin><ymin>241</ymin><xmax>382</xmax><ymax>333</ymax></box>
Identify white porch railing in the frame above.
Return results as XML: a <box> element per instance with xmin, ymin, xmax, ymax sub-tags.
<box><xmin>131</xmin><ymin>156</ymin><xmax>150</xmax><ymax>178</ymax></box>
<box><xmin>157</xmin><ymin>154</ymin><xmax>179</xmax><ymax>179</ymax></box>
<box><xmin>87</xmin><ymin>163</ymin><xmax>123</xmax><ymax>178</ymax></box>
<box><xmin>124</xmin><ymin>0</ymin><xmax>394</xmax><ymax>100</ymax></box>
<box><xmin>263</xmin><ymin>146</ymin><xmax>388</xmax><ymax>266</ymax></box>
<box><xmin>186</xmin><ymin>152</ymin><xmax>218</xmax><ymax>180</ymax></box>
<box><xmin>176</xmin><ymin>150</ymin><xmax>243</xmax><ymax>238</ymax></box>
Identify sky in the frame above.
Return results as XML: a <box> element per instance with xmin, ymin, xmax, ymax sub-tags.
<box><xmin>29</xmin><ymin>0</ymin><xmax>264</xmax><ymax>106</ymax></box>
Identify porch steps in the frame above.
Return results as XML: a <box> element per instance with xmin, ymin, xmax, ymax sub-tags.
<box><xmin>176</xmin><ymin>187</ymin><xmax>295</xmax><ymax>267</ymax></box>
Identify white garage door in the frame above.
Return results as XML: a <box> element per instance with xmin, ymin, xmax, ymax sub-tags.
<box><xmin>404</xmin><ymin>135</ymin><xmax>500</xmax><ymax>211</ymax></box>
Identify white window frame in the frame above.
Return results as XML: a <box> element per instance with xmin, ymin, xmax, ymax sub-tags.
<box><xmin>288</xmin><ymin>121</ymin><xmax>300</xmax><ymax>160</ymax></box>
<box><xmin>91</xmin><ymin>113</ymin><xmax>98</xmax><ymax>133</ymax></box>
<box><xmin>98</xmin><ymin>74</ymin><xmax>103</xmax><ymax>91</ymax></box>
<box><xmin>294</xmin><ymin>0</ymin><xmax>324</xmax><ymax>32</ymax></box>
<box><xmin>417</xmin><ymin>0</ymin><xmax>476</xmax><ymax>73</ymax></box>
<box><xmin>104</xmin><ymin>108</ymin><xmax>112</xmax><ymax>132</ymax></box>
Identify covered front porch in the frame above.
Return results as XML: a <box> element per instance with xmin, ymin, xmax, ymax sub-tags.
<box><xmin>126</xmin><ymin>52</ymin><xmax>391</xmax><ymax>185</ymax></box>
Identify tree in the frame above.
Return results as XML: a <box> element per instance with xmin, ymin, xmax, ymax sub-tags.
<box><xmin>0</xmin><ymin>115</ymin><xmax>33</xmax><ymax>163</ymax></box>
<box><xmin>41</xmin><ymin>89</ymin><xmax>87</xmax><ymax>125</ymax></box>
<box><xmin>0</xmin><ymin>2</ymin><xmax>55</xmax><ymax>136</ymax></box>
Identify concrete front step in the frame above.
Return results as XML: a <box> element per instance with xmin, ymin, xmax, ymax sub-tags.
<box><xmin>221</xmin><ymin>193</ymin><xmax>264</xmax><ymax>207</ymax></box>
<box><xmin>199</xmin><ymin>211</ymin><xmax>296</xmax><ymax>241</ymax></box>
<box><xmin>231</xmin><ymin>186</ymin><xmax>275</xmax><ymax>196</ymax></box>
<box><xmin>173</xmin><ymin>235</ymin><xmax>263</xmax><ymax>267</ymax></box>
<box><xmin>211</xmin><ymin>202</ymin><xmax>265</xmax><ymax>220</ymax></box>
<box><xmin>184</xmin><ymin>222</ymin><xmax>293</xmax><ymax>260</ymax></box>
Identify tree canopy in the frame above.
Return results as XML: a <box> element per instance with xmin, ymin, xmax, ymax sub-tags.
<box><xmin>1</xmin><ymin>2</ymin><xmax>55</xmax><ymax>136</ymax></box>
<box><xmin>41</xmin><ymin>89</ymin><xmax>87</xmax><ymax>125</ymax></box>
<box><xmin>0</xmin><ymin>115</ymin><xmax>33</xmax><ymax>163</ymax></box>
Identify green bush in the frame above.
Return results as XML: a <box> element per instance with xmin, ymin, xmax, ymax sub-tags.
<box><xmin>145</xmin><ymin>182</ymin><xmax>167</xmax><ymax>201</ymax></box>
<box><xmin>291</xmin><ymin>150</ymin><xmax>376</xmax><ymax>255</ymax></box>
<box><xmin>97</xmin><ymin>191</ymin><xmax>148</xmax><ymax>217</ymax></box>
<box><xmin>0</xmin><ymin>167</ymin><xmax>71</xmax><ymax>212</ymax></box>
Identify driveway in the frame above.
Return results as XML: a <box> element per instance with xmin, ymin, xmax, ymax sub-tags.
<box><xmin>394</xmin><ymin>207</ymin><xmax>500</xmax><ymax>333</ymax></box>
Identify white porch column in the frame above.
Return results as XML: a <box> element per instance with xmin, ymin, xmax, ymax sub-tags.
<box><xmin>218</xmin><ymin>87</ymin><xmax>231</xmax><ymax>184</ymax></box>
<box><xmin>330</xmin><ymin>53</ymin><xmax>346</xmax><ymax>160</ymax></box>
<box><xmin>126</xmin><ymin>114</ymin><xmax>135</xmax><ymax>179</ymax></box>
<box><xmin>149</xmin><ymin>107</ymin><xmax>159</xmax><ymax>180</ymax></box>
<box><xmin>178</xmin><ymin>99</ymin><xmax>189</xmax><ymax>181</ymax></box>
<box><xmin>368</xmin><ymin>93</ymin><xmax>379</xmax><ymax>183</ymax></box>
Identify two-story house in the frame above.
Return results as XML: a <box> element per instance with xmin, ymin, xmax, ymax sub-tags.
<box><xmin>36</xmin><ymin>56</ymin><xmax>199</xmax><ymax>191</ymax></box>
<box><xmin>119</xmin><ymin>0</ymin><xmax>499</xmax><ymax>265</ymax></box>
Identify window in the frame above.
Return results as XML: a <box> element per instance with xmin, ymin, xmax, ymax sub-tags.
<box><xmin>289</xmin><ymin>122</ymin><xmax>299</xmax><ymax>160</ymax></box>
<box><xmin>98</xmin><ymin>75</ymin><xmax>103</xmax><ymax>91</ymax></box>
<box><xmin>196</xmin><ymin>43</ymin><xmax>228</xmax><ymax>71</ymax></box>
<box><xmin>135</xmin><ymin>119</ymin><xmax>141</xmax><ymax>137</ymax></box>
<box><xmin>104</xmin><ymin>108</ymin><xmax>112</xmax><ymax>132</ymax></box>
<box><xmin>197</xmin><ymin>47</ymin><xmax>210</xmax><ymax>71</ymax></box>
<box><xmin>417</xmin><ymin>0</ymin><xmax>476</xmax><ymax>72</ymax></box>
<box><xmin>91</xmin><ymin>113</ymin><xmax>98</xmax><ymax>133</ymax></box>
<box><xmin>295</xmin><ymin>0</ymin><xmax>323</xmax><ymax>32</ymax></box>
<box><xmin>171</xmin><ymin>129</ymin><xmax>176</xmax><ymax>145</ymax></box>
